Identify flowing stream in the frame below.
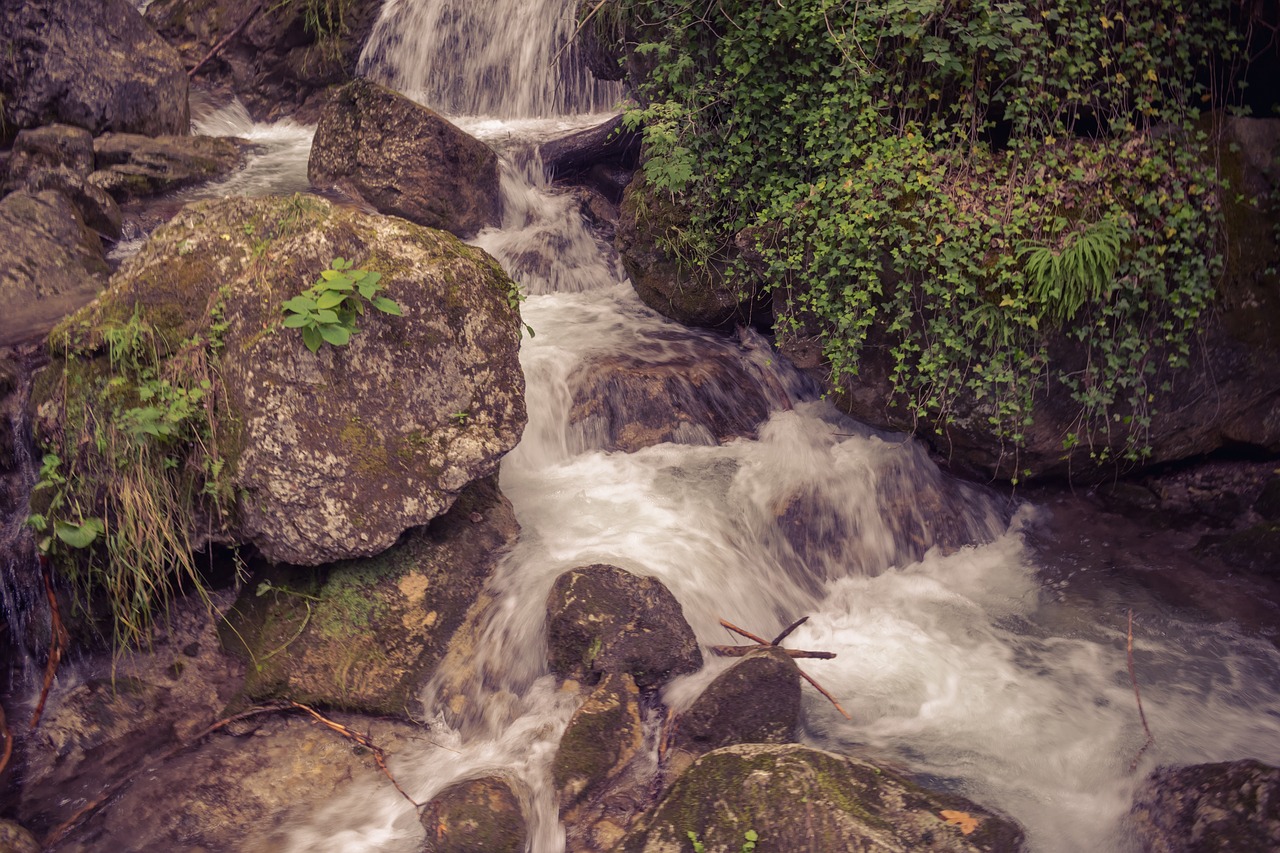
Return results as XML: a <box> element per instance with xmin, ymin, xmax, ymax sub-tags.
<box><xmin>19</xmin><ymin>0</ymin><xmax>1280</xmax><ymax>850</ymax></box>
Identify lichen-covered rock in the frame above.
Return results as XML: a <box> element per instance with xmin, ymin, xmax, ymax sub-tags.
<box><xmin>5</xmin><ymin>125</ymin><xmax>95</xmax><ymax>182</ymax></box>
<box><xmin>554</xmin><ymin>672</ymin><xmax>645</xmax><ymax>812</ymax></box>
<box><xmin>221</xmin><ymin>476</ymin><xmax>519</xmax><ymax>714</ymax></box>
<box><xmin>621</xmin><ymin>743</ymin><xmax>1026</xmax><ymax>853</ymax></box>
<box><xmin>89</xmin><ymin>133</ymin><xmax>248</xmax><ymax>201</ymax></box>
<box><xmin>420</xmin><ymin>776</ymin><xmax>528</xmax><ymax>853</ymax></box>
<box><xmin>309</xmin><ymin>79</ymin><xmax>501</xmax><ymax>238</ymax></box>
<box><xmin>1132</xmin><ymin>759</ymin><xmax>1280</xmax><ymax>853</ymax></box>
<box><xmin>0</xmin><ymin>0</ymin><xmax>188</xmax><ymax>138</ymax></box>
<box><xmin>0</xmin><ymin>191</ymin><xmax>110</xmax><ymax>347</ymax></box>
<box><xmin>672</xmin><ymin>649</ymin><xmax>800</xmax><ymax>757</ymax></box>
<box><xmin>41</xmin><ymin>193</ymin><xmax>526</xmax><ymax>565</ymax></box>
<box><xmin>617</xmin><ymin>174</ymin><xmax>751</xmax><ymax>330</ymax></box>
<box><xmin>546</xmin><ymin>564</ymin><xmax>701</xmax><ymax>690</ymax></box>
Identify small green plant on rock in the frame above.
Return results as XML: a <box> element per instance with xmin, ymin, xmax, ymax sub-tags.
<box><xmin>282</xmin><ymin>258</ymin><xmax>402</xmax><ymax>352</ymax></box>
<box><xmin>686</xmin><ymin>829</ymin><xmax>758</xmax><ymax>852</ymax></box>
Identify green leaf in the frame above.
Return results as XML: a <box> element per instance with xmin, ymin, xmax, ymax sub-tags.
<box><xmin>371</xmin><ymin>296</ymin><xmax>403</xmax><ymax>315</ymax></box>
<box><xmin>282</xmin><ymin>313</ymin><xmax>311</xmax><ymax>328</ymax></box>
<box><xmin>282</xmin><ymin>296</ymin><xmax>317</xmax><ymax>313</ymax></box>
<box><xmin>315</xmin><ymin>290</ymin><xmax>347</xmax><ymax>310</ymax></box>
<box><xmin>301</xmin><ymin>326</ymin><xmax>323</xmax><ymax>352</ymax></box>
<box><xmin>55</xmin><ymin>518</ymin><xmax>104</xmax><ymax>549</ymax></box>
<box><xmin>319</xmin><ymin>324</ymin><xmax>351</xmax><ymax>346</ymax></box>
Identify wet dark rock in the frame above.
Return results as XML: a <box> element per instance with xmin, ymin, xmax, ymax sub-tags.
<box><xmin>1132</xmin><ymin>759</ymin><xmax>1280</xmax><ymax>853</ymax></box>
<box><xmin>5</xmin><ymin>125</ymin><xmax>95</xmax><ymax>182</ymax></box>
<box><xmin>222</xmin><ymin>477</ymin><xmax>520</xmax><ymax>715</ymax></box>
<box><xmin>672</xmin><ymin>649</ymin><xmax>800</xmax><ymax>757</ymax></box>
<box><xmin>309</xmin><ymin>79</ymin><xmax>501</xmax><ymax>238</ymax></box>
<box><xmin>1254</xmin><ymin>475</ymin><xmax>1280</xmax><ymax>522</ymax></box>
<box><xmin>147</xmin><ymin>0</ymin><xmax>383</xmax><ymax>123</ymax></box>
<box><xmin>1195</xmin><ymin>524</ymin><xmax>1280</xmax><ymax>577</ymax></box>
<box><xmin>546</xmin><ymin>564</ymin><xmax>702</xmax><ymax>689</ymax></box>
<box><xmin>540</xmin><ymin>115</ymin><xmax>641</xmax><ymax>203</ymax></box>
<box><xmin>0</xmin><ymin>191</ymin><xmax>110</xmax><ymax>348</ymax></box>
<box><xmin>554</xmin><ymin>672</ymin><xmax>646</xmax><ymax>812</ymax></box>
<box><xmin>617</xmin><ymin>174</ymin><xmax>754</xmax><ymax>330</ymax></box>
<box><xmin>420</xmin><ymin>776</ymin><xmax>528</xmax><ymax>853</ymax></box>
<box><xmin>89</xmin><ymin>133</ymin><xmax>248</xmax><ymax>201</ymax></box>
<box><xmin>621</xmin><ymin>743</ymin><xmax>1026</xmax><ymax>853</ymax></box>
<box><xmin>567</xmin><ymin>337</ymin><xmax>785</xmax><ymax>453</ymax></box>
<box><xmin>34</xmin><ymin>194</ymin><xmax>526</xmax><ymax>565</ymax></box>
<box><xmin>0</xmin><ymin>0</ymin><xmax>189</xmax><ymax>139</ymax></box>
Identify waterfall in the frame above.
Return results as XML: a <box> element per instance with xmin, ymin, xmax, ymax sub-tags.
<box><xmin>358</xmin><ymin>0</ymin><xmax>622</xmax><ymax>118</ymax></box>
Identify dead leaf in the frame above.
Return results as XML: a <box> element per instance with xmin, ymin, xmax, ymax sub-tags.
<box><xmin>940</xmin><ymin>809</ymin><xmax>979</xmax><ymax>835</ymax></box>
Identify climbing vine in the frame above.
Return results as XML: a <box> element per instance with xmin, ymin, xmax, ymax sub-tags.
<box><xmin>613</xmin><ymin>0</ymin><xmax>1244</xmax><ymax>475</ymax></box>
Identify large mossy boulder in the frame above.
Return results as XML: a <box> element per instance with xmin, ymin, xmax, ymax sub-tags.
<box><xmin>546</xmin><ymin>564</ymin><xmax>702</xmax><ymax>690</ymax></box>
<box><xmin>220</xmin><ymin>476</ymin><xmax>519</xmax><ymax>714</ymax></box>
<box><xmin>37</xmin><ymin>194</ymin><xmax>526</xmax><ymax>566</ymax></box>
<box><xmin>309</xmin><ymin>79</ymin><xmax>501</xmax><ymax>239</ymax></box>
<box><xmin>1131</xmin><ymin>759</ymin><xmax>1280</xmax><ymax>853</ymax></box>
<box><xmin>0</xmin><ymin>191</ymin><xmax>110</xmax><ymax>347</ymax></box>
<box><xmin>0</xmin><ymin>0</ymin><xmax>188</xmax><ymax>139</ymax></box>
<box><xmin>621</xmin><ymin>743</ymin><xmax>1025</xmax><ymax>853</ymax></box>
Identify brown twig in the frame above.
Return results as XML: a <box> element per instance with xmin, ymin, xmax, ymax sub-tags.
<box><xmin>0</xmin><ymin>702</ymin><xmax>11</xmax><ymax>777</ymax></box>
<box><xmin>710</xmin><ymin>644</ymin><xmax>836</xmax><ymax>660</ymax></box>
<box><xmin>30</xmin><ymin>556</ymin><xmax>69</xmax><ymax>731</ymax></box>
<box><xmin>1127</xmin><ymin>609</ymin><xmax>1155</xmax><ymax>770</ymax></box>
<box><xmin>188</xmin><ymin>1</ymin><xmax>264</xmax><ymax>78</ymax></box>
<box><xmin>716</xmin><ymin>616</ymin><xmax>850</xmax><ymax>720</ymax></box>
<box><xmin>289</xmin><ymin>701</ymin><xmax>420</xmax><ymax>807</ymax></box>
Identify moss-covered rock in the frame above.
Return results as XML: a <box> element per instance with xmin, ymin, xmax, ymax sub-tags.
<box><xmin>309</xmin><ymin>78</ymin><xmax>501</xmax><ymax>239</ymax></box>
<box><xmin>672</xmin><ymin>649</ymin><xmax>800</xmax><ymax>757</ymax></box>
<box><xmin>420</xmin><ymin>776</ymin><xmax>528</xmax><ymax>853</ymax></box>
<box><xmin>1132</xmin><ymin>759</ymin><xmax>1280</xmax><ymax>853</ymax></box>
<box><xmin>622</xmin><ymin>743</ymin><xmax>1025</xmax><ymax>853</ymax></box>
<box><xmin>546</xmin><ymin>564</ymin><xmax>701</xmax><ymax>690</ymax></box>
<box><xmin>554</xmin><ymin>672</ymin><xmax>645</xmax><ymax>811</ymax></box>
<box><xmin>88</xmin><ymin>132</ymin><xmax>249</xmax><ymax>201</ymax></box>
<box><xmin>220</xmin><ymin>476</ymin><xmax>518</xmax><ymax>714</ymax></box>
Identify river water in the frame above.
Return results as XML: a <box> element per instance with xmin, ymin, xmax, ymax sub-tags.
<box><xmin>73</xmin><ymin>0</ymin><xmax>1280</xmax><ymax>849</ymax></box>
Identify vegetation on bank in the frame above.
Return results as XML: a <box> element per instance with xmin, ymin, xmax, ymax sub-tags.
<box><xmin>606</xmin><ymin>0</ymin><xmax>1256</xmax><ymax>476</ymax></box>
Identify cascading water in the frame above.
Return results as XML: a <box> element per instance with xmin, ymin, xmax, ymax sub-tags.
<box><xmin>138</xmin><ymin>0</ymin><xmax>1280</xmax><ymax>849</ymax></box>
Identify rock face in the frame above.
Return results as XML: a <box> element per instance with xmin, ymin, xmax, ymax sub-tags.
<box><xmin>147</xmin><ymin>0</ymin><xmax>383</xmax><ymax>122</ymax></box>
<box><xmin>5</xmin><ymin>125</ymin><xmax>121</xmax><ymax>238</ymax></box>
<box><xmin>672</xmin><ymin>649</ymin><xmax>801</xmax><ymax>756</ymax></box>
<box><xmin>0</xmin><ymin>0</ymin><xmax>189</xmax><ymax>138</ymax></box>
<box><xmin>0</xmin><ymin>191</ymin><xmax>110</xmax><ymax>347</ymax></box>
<box><xmin>554</xmin><ymin>672</ymin><xmax>646</xmax><ymax>811</ymax></box>
<box><xmin>89</xmin><ymin>133</ymin><xmax>248</xmax><ymax>201</ymax></box>
<box><xmin>420</xmin><ymin>776</ymin><xmax>528</xmax><ymax>853</ymax></box>
<box><xmin>39</xmin><ymin>194</ymin><xmax>526</xmax><ymax>565</ymax></box>
<box><xmin>621</xmin><ymin>743</ymin><xmax>1026</xmax><ymax>853</ymax></box>
<box><xmin>546</xmin><ymin>564</ymin><xmax>702</xmax><ymax>689</ymax></box>
<box><xmin>309</xmin><ymin>79</ymin><xmax>501</xmax><ymax>238</ymax></box>
<box><xmin>539</xmin><ymin>115</ymin><xmax>641</xmax><ymax>203</ymax></box>
<box><xmin>1132</xmin><ymin>759</ymin><xmax>1280</xmax><ymax>853</ymax></box>
<box><xmin>222</xmin><ymin>477</ymin><xmax>520</xmax><ymax>714</ymax></box>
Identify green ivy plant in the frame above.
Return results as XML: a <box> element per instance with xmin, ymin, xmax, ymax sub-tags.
<box><xmin>282</xmin><ymin>258</ymin><xmax>402</xmax><ymax>352</ymax></box>
<box><xmin>613</xmin><ymin>0</ymin><xmax>1243</xmax><ymax>476</ymax></box>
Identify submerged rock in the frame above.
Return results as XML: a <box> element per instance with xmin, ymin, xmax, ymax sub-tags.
<box><xmin>1132</xmin><ymin>759</ymin><xmax>1280</xmax><ymax>852</ymax></box>
<box><xmin>621</xmin><ymin>743</ymin><xmax>1026</xmax><ymax>853</ymax></box>
<box><xmin>0</xmin><ymin>191</ymin><xmax>110</xmax><ymax>347</ymax></box>
<box><xmin>0</xmin><ymin>0</ymin><xmax>188</xmax><ymax>138</ymax></box>
<box><xmin>421</xmin><ymin>776</ymin><xmax>528</xmax><ymax>853</ymax></box>
<box><xmin>546</xmin><ymin>564</ymin><xmax>702</xmax><ymax>690</ymax></box>
<box><xmin>309</xmin><ymin>78</ymin><xmax>501</xmax><ymax>238</ymax></box>
<box><xmin>37</xmin><ymin>193</ymin><xmax>526</xmax><ymax>566</ymax></box>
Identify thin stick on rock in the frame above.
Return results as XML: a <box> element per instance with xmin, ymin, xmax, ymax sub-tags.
<box><xmin>716</xmin><ymin>616</ymin><xmax>850</xmax><ymax>721</ymax></box>
<box><xmin>0</xmin><ymin>702</ymin><xmax>11</xmax><ymax>777</ymax></box>
<box><xmin>289</xmin><ymin>702</ymin><xmax>420</xmax><ymax>807</ymax></box>
<box><xmin>710</xmin><ymin>643</ymin><xmax>835</xmax><ymax>660</ymax></box>
<box><xmin>719</xmin><ymin>618</ymin><xmax>770</xmax><ymax>646</ymax></box>
<box><xmin>188</xmin><ymin>1</ymin><xmax>264</xmax><ymax>78</ymax></box>
<box><xmin>771</xmin><ymin>615</ymin><xmax>809</xmax><ymax>646</ymax></box>
<box><xmin>1127</xmin><ymin>609</ymin><xmax>1155</xmax><ymax>771</ymax></box>
<box><xmin>30</xmin><ymin>556</ymin><xmax>69</xmax><ymax>731</ymax></box>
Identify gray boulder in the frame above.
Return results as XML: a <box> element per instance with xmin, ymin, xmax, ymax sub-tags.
<box><xmin>0</xmin><ymin>191</ymin><xmax>110</xmax><ymax>347</ymax></box>
<box><xmin>89</xmin><ymin>133</ymin><xmax>248</xmax><ymax>201</ymax></box>
<box><xmin>0</xmin><ymin>0</ymin><xmax>188</xmax><ymax>138</ymax></box>
<box><xmin>1132</xmin><ymin>759</ymin><xmax>1280</xmax><ymax>852</ymax></box>
<box><xmin>37</xmin><ymin>193</ymin><xmax>527</xmax><ymax>566</ymax></box>
<box><xmin>309</xmin><ymin>79</ymin><xmax>501</xmax><ymax>238</ymax></box>
<box><xmin>546</xmin><ymin>564</ymin><xmax>702</xmax><ymax>690</ymax></box>
<box><xmin>622</xmin><ymin>743</ymin><xmax>1026</xmax><ymax>853</ymax></box>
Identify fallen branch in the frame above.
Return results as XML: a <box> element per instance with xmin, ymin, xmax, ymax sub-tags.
<box><xmin>0</xmin><ymin>702</ymin><xmax>11</xmax><ymax>777</ymax></box>
<box><xmin>717</xmin><ymin>616</ymin><xmax>851</xmax><ymax>720</ymax></box>
<box><xmin>1127</xmin><ymin>609</ymin><xmax>1155</xmax><ymax>770</ymax></box>
<box><xmin>289</xmin><ymin>701</ymin><xmax>419</xmax><ymax>807</ymax></box>
<box><xmin>188</xmin><ymin>1</ymin><xmax>264</xmax><ymax>78</ymax></box>
<box><xmin>29</xmin><ymin>556</ymin><xmax>69</xmax><ymax>731</ymax></box>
